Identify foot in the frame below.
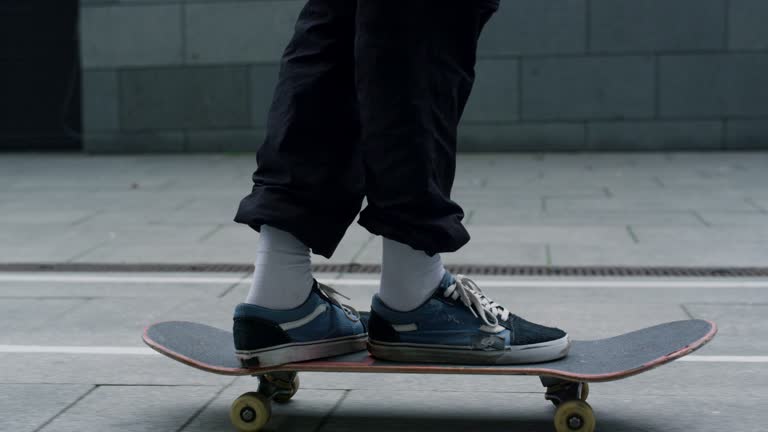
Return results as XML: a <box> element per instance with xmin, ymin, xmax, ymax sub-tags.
<box><xmin>368</xmin><ymin>273</ymin><xmax>570</xmax><ymax>364</ymax></box>
<box><xmin>233</xmin><ymin>281</ymin><xmax>367</xmax><ymax>367</ymax></box>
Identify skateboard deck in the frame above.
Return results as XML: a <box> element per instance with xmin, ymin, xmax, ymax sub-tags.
<box><xmin>143</xmin><ymin>318</ymin><xmax>715</xmax><ymax>381</ymax></box>
<box><xmin>143</xmin><ymin>319</ymin><xmax>716</xmax><ymax>432</ymax></box>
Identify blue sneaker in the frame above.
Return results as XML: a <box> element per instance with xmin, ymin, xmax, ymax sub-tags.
<box><xmin>368</xmin><ymin>273</ymin><xmax>570</xmax><ymax>364</ymax></box>
<box><xmin>233</xmin><ymin>281</ymin><xmax>367</xmax><ymax>367</ymax></box>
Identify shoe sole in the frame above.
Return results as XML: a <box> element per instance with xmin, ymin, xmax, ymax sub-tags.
<box><xmin>236</xmin><ymin>333</ymin><xmax>368</xmax><ymax>368</ymax></box>
<box><xmin>368</xmin><ymin>335</ymin><xmax>571</xmax><ymax>365</ymax></box>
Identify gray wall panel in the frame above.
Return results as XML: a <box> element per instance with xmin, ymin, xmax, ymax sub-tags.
<box><xmin>458</xmin><ymin>123</ymin><xmax>586</xmax><ymax>152</ymax></box>
<box><xmin>80</xmin><ymin>5</ymin><xmax>183</xmax><ymax>67</ymax></box>
<box><xmin>590</xmin><ymin>0</ymin><xmax>726</xmax><ymax>52</ymax></box>
<box><xmin>85</xmin><ymin>131</ymin><xmax>185</xmax><ymax>153</ymax></box>
<box><xmin>463</xmin><ymin>59</ymin><xmax>520</xmax><ymax>123</ymax></box>
<box><xmin>79</xmin><ymin>0</ymin><xmax>768</xmax><ymax>152</ymax></box>
<box><xmin>727</xmin><ymin>120</ymin><xmax>768</xmax><ymax>149</ymax></box>
<box><xmin>250</xmin><ymin>64</ymin><xmax>280</xmax><ymax>127</ymax></box>
<box><xmin>82</xmin><ymin>70</ymin><xmax>119</xmax><ymax>132</ymax></box>
<box><xmin>588</xmin><ymin>121</ymin><xmax>723</xmax><ymax>150</ymax></box>
<box><xmin>119</xmin><ymin>66</ymin><xmax>251</xmax><ymax>130</ymax></box>
<box><xmin>728</xmin><ymin>0</ymin><xmax>768</xmax><ymax>50</ymax></box>
<box><xmin>522</xmin><ymin>56</ymin><xmax>655</xmax><ymax>121</ymax></box>
<box><xmin>660</xmin><ymin>54</ymin><xmax>768</xmax><ymax>118</ymax></box>
<box><xmin>185</xmin><ymin>129</ymin><xmax>264</xmax><ymax>152</ymax></box>
<box><xmin>479</xmin><ymin>0</ymin><xmax>586</xmax><ymax>56</ymax></box>
<box><xmin>185</xmin><ymin>1</ymin><xmax>303</xmax><ymax>63</ymax></box>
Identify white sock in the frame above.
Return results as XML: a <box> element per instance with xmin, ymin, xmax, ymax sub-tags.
<box><xmin>244</xmin><ymin>225</ymin><xmax>315</xmax><ymax>310</ymax></box>
<box><xmin>378</xmin><ymin>237</ymin><xmax>446</xmax><ymax>312</ymax></box>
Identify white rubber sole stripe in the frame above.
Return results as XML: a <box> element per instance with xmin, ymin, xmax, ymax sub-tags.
<box><xmin>2</xmin><ymin>274</ymin><xmax>768</xmax><ymax>289</ymax></box>
<box><xmin>0</xmin><ymin>345</ymin><xmax>766</xmax><ymax>363</ymax></box>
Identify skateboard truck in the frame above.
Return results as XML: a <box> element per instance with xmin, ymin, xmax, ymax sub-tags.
<box><xmin>541</xmin><ymin>377</ymin><xmax>595</xmax><ymax>432</ymax></box>
<box><xmin>541</xmin><ymin>376</ymin><xmax>589</xmax><ymax>406</ymax></box>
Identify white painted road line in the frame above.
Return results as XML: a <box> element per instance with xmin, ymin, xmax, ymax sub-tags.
<box><xmin>0</xmin><ymin>345</ymin><xmax>156</xmax><ymax>355</ymax></box>
<box><xmin>0</xmin><ymin>345</ymin><xmax>766</xmax><ymax>363</ymax></box>
<box><xmin>0</xmin><ymin>274</ymin><xmax>245</xmax><ymax>284</ymax></box>
<box><xmin>2</xmin><ymin>274</ymin><xmax>768</xmax><ymax>289</ymax></box>
<box><xmin>326</xmin><ymin>279</ymin><xmax>768</xmax><ymax>289</ymax></box>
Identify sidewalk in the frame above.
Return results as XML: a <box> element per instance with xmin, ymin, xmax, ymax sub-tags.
<box><xmin>2</xmin><ymin>152</ymin><xmax>767</xmax><ymax>432</ymax></box>
<box><xmin>1</xmin><ymin>152</ymin><xmax>767</xmax><ymax>267</ymax></box>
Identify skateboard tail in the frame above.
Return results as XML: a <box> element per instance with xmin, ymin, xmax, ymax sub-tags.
<box><xmin>142</xmin><ymin>324</ymin><xmax>252</xmax><ymax>376</ymax></box>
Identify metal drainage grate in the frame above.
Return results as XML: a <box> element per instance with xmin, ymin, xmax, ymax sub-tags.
<box><xmin>1</xmin><ymin>262</ymin><xmax>768</xmax><ymax>277</ymax></box>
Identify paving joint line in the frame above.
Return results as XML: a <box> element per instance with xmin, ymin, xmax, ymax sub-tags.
<box><xmin>679</xmin><ymin>304</ymin><xmax>695</xmax><ymax>320</ymax></box>
<box><xmin>33</xmin><ymin>384</ymin><xmax>98</xmax><ymax>432</ymax></box>
<box><xmin>198</xmin><ymin>224</ymin><xmax>225</xmax><ymax>242</ymax></box>
<box><xmin>690</xmin><ymin>210</ymin><xmax>712</xmax><ymax>227</ymax></box>
<box><xmin>176</xmin><ymin>378</ymin><xmax>238</xmax><ymax>432</ymax></box>
<box><xmin>625</xmin><ymin>225</ymin><xmax>639</xmax><ymax>243</ymax></box>
<box><xmin>312</xmin><ymin>389</ymin><xmax>350</xmax><ymax>432</ymax></box>
<box><xmin>218</xmin><ymin>273</ymin><xmax>251</xmax><ymax>298</ymax></box>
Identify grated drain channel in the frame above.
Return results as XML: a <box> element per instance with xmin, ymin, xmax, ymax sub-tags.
<box><xmin>1</xmin><ymin>263</ymin><xmax>767</xmax><ymax>277</ymax></box>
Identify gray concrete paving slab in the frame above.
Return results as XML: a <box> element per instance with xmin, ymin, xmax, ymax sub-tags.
<box><xmin>453</xmin><ymin>185</ymin><xmax>607</xmax><ymax>199</ymax></box>
<box><xmin>71</xmin><ymin>243</ymin><xmax>256</xmax><ymax>264</ymax></box>
<box><xmin>473</xmin><ymin>210</ymin><xmax>704</xmax><ymax>227</ymax></box>
<box><xmin>0</xmin><ymin>353</ymin><xmax>234</xmax><ymax>386</ymax></box>
<box><xmin>0</xmin><ymin>209</ymin><xmax>96</xmax><ymax>225</ymax></box>
<box><xmin>0</xmin><ymin>241</ymin><xmax>108</xmax><ymax>264</ymax></box>
<box><xmin>0</xmin><ymin>298</ymin><xmax>85</xmax><ymax>334</ymax></box>
<box><xmin>0</xmin><ymin>276</ymin><xmax>244</xmax><ymax>298</ymax></box>
<box><xmin>472</xmin><ymin>226</ymin><xmax>635</xmax><ymax>246</ymax></box>
<box><xmin>68</xmin><ymin>224</ymin><xmax>216</xmax><ymax>244</ymax></box>
<box><xmin>163</xmin><ymin>296</ymin><xmax>243</xmax><ymax>331</ymax></box>
<box><xmin>546</xmin><ymin>196</ymin><xmax>758</xmax><ymax>212</ymax></box>
<box><xmin>549</xmin><ymin>243</ymin><xmax>768</xmax><ymax>266</ymax></box>
<box><xmin>696</xmin><ymin>211</ymin><xmax>768</xmax><ymax>226</ymax></box>
<box><xmin>352</xmin><ymin>235</ymin><xmax>549</xmax><ymax>265</ymax></box>
<box><xmin>750</xmin><ymin>198</ymin><xmax>768</xmax><ymax>212</ymax></box>
<box><xmin>632</xmin><ymin>226</ymin><xmax>768</xmax><ymax>243</ymax></box>
<box><xmin>1</xmin><ymin>297</ymin><xmax>186</xmax><ymax>345</ymax></box>
<box><xmin>37</xmin><ymin>385</ymin><xmax>218</xmax><ymax>432</ymax></box>
<box><xmin>181</xmin><ymin>382</ymin><xmax>344</xmax><ymax>432</ymax></box>
<box><xmin>0</xmin><ymin>384</ymin><xmax>92</xmax><ymax>432</ymax></box>
<box><xmin>319</xmin><ymin>383</ymin><xmax>764</xmax><ymax>432</ymax></box>
<box><xmin>684</xmin><ymin>303</ymin><xmax>768</xmax><ymax>355</ymax></box>
<box><xmin>2</xmin><ymin>153</ymin><xmax>767</xmax><ymax>431</ymax></box>
<box><xmin>2</xmin><ymin>153</ymin><xmax>768</xmax><ymax>266</ymax></box>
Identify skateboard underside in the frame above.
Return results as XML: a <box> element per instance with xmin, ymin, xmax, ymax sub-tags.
<box><xmin>143</xmin><ymin>319</ymin><xmax>715</xmax><ymax>432</ymax></box>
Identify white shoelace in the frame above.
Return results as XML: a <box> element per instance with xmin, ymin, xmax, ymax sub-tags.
<box><xmin>443</xmin><ymin>274</ymin><xmax>511</xmax><ymax>328</ymax></box>
<box><xmin>317</xmin><ymin>283</ymin><xmax>361</xmax><ymax>320</ymax></box>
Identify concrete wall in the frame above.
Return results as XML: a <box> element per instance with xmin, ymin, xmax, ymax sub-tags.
<box><xmin>80</xmin><ymin>0</ymin><xmax>768</xmax><ymax>152</ymax></box>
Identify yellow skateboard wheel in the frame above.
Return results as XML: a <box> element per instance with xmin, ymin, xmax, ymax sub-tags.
<box><xmin>554</xmin><ymin>400</ymin><xmax>596</xmax><ymax>432</ymax></box>
<box><xmin>230</xmin><ymin>392</ymin><xmax>271</xmax><ymax>432</ymax></box>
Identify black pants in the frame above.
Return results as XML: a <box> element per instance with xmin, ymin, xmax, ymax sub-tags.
<box><xmin>235</xmin><ymin>0</ymin><xmax>499</xmax><ymax>258</ymax></box>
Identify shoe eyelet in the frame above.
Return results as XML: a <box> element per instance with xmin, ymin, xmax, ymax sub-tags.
<box><xmin>342</xmin><ymin>307</ymin><xmax>360</xmax><ymax>322</ymax></box>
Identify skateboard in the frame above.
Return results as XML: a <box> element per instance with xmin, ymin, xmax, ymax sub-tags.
<box><xmin>143</xmin><ymin>318</ymin><xmax>716</xmax><ymax>432</ymax></box>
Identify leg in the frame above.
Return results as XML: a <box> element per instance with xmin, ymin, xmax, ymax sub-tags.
<box><xmin>235</xmin><ymin>0</ymin><xmax>363</xmax><ymax>259</ymax></box>
<box><xmin>231</xmin><ymin>0</ymin><xmax>367</xmax><ymax>367</ymax></box>
<box><xmin>356</xmin><ymin>0</ymin><xmax>498</xmax><ymax>311</ymax></box>
<box><xmin>362</xmin><ymin>2</ymin><xmax>572</xmax><ymax>364</ymax></box>
<box><xmin>355</xmin><ymin>0</ymin><xmax>499</xmax><ymax>255</ymax></box>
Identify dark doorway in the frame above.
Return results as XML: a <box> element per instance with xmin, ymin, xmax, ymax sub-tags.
<box><xmin>0</xmin><ymin>0</ymin><xmax>81</xmax><ymax>151</ymax></box>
